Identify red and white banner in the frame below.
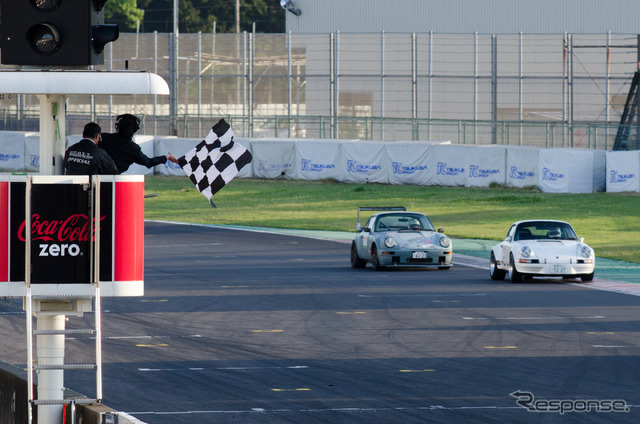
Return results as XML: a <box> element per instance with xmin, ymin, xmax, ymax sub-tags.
<box><xmin>0</xmin><ymin>175</ymin><xmax>144</xmax><ymax>297</ymax></box>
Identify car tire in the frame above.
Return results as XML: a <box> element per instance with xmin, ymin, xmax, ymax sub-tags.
<box><xmin>580</xmin><ymin>272</ymin><xmax>594</xmax><ymax>282</ymax></box>
<box><xmin>371</xmin><ymin>244</ymin><xmax>384</xmax><ymax>271</ymax></box>
<box><xmin>489</xmin><ymin>252</ymin><xmax>506</xmax><ymax>280</ymax></box>
<box><xmin>350</xmin><ymin>242</ymin><xmax>367</xmax><ymax>269</ymax></box>
<box><xmin>508</xmin><ymin>254</ymin><xmax>523</xmax><ymax>283</ymax></box>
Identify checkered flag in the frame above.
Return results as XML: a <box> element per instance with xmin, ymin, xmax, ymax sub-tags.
<box><xmin>178</xmin><ymin>119</ymin><xmax>252</xmax><ymax>206</ymax></box>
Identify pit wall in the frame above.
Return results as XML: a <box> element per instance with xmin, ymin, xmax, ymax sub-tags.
<box><xmin>1</xmin><ymin>360</ymin><xmax>145</xmax><ymax>424</ymax></box>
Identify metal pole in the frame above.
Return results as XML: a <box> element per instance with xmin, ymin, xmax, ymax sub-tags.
<box><xmin>519</xmin><ymin>32</ymin><xmax>524</xmax><ymax>146</ymax></box>
<box><xmin>153</xmin><ymin>31</ymin><xmax>158</xmax><ymax>135</ymax></box>
<box><xmin>411</xmin><ymin>33</ymin><xmax>417</xmax><ymax>140</ymax></box>
<box><xmin>108</xmin><ymin>43</ymin><xmax>113</xmax><ymax>129</ymax></box>
<box><xmin>170</xmin><ymin>0</ymin><xmax>179</xmax><ymax>136</ymax></box>
<box><xmin>329</xmin><ymin>32</ymin><xmax>336</xmax><ymax>139</ymax></box>
<box><xmin>380</xmin><ymin>31</ymin><xmax>385</xmax><ymax>140</ymax></box>
<box><xmin>248</xmin><ymin>31</ymin><xmax>254</xmax><ymax>137</ymax></box>
<box><xmin>36</xmin><ymin>314</ymin><xmax>66</xmax><ymax>423</ymax></box>
<box><xmin>569</xmin><ymin>33</ymin><xmax>574</xmax><ymax>147</ymax></box>
<box><xmin>92</xmin><ymin>176</ymin><xmax>103</xmax><ymax>402</ymax></box>
<box><xmin>287</xmin><ymin>31</ymin><xmax>292</xmax><ymax>137</ymax></box>
<box><xmin>474</xmin><ymin>32</ymin><xmax>478</xmax><ymax>144</ymax></box>
<box><xmin>236</xmin><ymin>0</ymin><xmax>240</xmax><ymax>33</ymax></box>
<box><xmin>491</xmin><ymin>34</ymin><xmax>498</xmax><ymax>145</ymax></box>
<box><xmin>333</xmin><ymin>32</ymin><xmax>340</xmax><ymax>139</ymax></box>
<box><xmin>25</xmin><ymin>176</ymin><xmax>33</xmax><ymax>424</ymax></box>
<box><xmin>605</xmin><ymin>31</ymin><xmax>611</xmax><ymax>144</ymax></box>
<box><xmin>428</xmin><ymin>31</ymin><xmax>433</xmax><ymax>139</ymax></box>
<box><xmin>198</xmin><ymin>31</ymin><xmax>202</xmax><ymax>135</ymax></box>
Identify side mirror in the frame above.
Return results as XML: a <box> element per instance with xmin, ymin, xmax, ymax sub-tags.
<box><xmin>363</xmin><ymin>228</ymin><xmax>371</xmax><ymax>233</ymax></box>
<box><xmin>437</xmin><ymin>228</ymin><xmax>445</xmax><ymax>233</ymax></box>
<box><xmin>579</xmin><ymin>237</ymin><xmax>584</xmax><ymax>243</ymax></box>
<box><xmin>356</xmin><ymin>223</ymin><xmax>362</xmax><ymax>232</ymax></box>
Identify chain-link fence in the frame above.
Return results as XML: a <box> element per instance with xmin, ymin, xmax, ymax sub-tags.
<box><xmin>1</xmin><ymin>31</ymin><xmax>637</xmax><ymax>149</ymax></box>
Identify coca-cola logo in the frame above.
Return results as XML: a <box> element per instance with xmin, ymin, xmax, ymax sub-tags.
<box><xmin>17</xmin><ymin>213</ymin><xmax>106</xmax><ymax>243</ymax></box>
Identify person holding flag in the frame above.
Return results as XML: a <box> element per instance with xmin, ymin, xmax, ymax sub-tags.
<box><xmin>101</xmin><ymin>113</ymin><xmax>179</xmax><ymax>174</ymax></box>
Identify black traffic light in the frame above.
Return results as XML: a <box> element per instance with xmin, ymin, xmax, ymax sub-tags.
<box><xmin>0</xmin><ymin>0</ymin><xmax>119</xmax><ymax>66</ymax></box>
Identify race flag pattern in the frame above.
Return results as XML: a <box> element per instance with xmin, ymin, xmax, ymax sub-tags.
<box><xmin>178</xmin><ymin>119</ymin><xmax>252</xmax><ymax>204</ymax></box>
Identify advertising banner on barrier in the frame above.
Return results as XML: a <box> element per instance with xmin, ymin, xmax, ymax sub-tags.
<box><xmin>340</xmin><ymin>141</ymin><xmax>388</xmax><ymax>184</ymax></box>
<box><xmin>431</xmin><ymin>144</ymin><xmax>467</xmax><ymax>186</ymax></box>
<box><xmin>24</xmin><ymin>132</ymin><xmax>40</xmax><ymax>172</ymax></box>
<box><xmin>606</xmin><ymin>151</ymin><xmax>640</xmax><ymax>192</ymax></box>
<box><xmin>0</xmin><ymin>175</ymin><xmax>144</xmax><ymax>296</ymax></box>
<box><xmin>464</xmin><ymin>145</ymin><xmax>506</xmax><ymax>187</ymax></box>
<box><xmin>155</xmin><ymin>136</ymin><xmax>195</xmax><ymax>176</ymax></box>
<box><xmin>0</xmin><ymin>131</ymin><xmax>26</xmax><ymax>171</ymax></box>
<box><xmin>506</xmin><ymin>146</ymin><xmax>539</xmax><ymax>188</ymax></box>
<box><xmin>386</xmin><ymin>142</ymin><xmax>432</xmax><ymax>185</ymax></box>
<box><xmin>292</xmin><ymin>140</ymin><xmax>341</xmax><ymax>181</ymax></box>
<box><xmin>251</xmin><ymin>140</ymin><xmax>296</xmax><ymax>179</ymax></box>
<box><xmin>538</xmin><ymin>149</ymin><xmax>605</xmax><ymax>193</ymax></box>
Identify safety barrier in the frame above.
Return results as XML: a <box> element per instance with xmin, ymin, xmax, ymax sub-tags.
<box><xmin>1</xmin><ymin>131</ymin><xmax>639</xmax><ymax>193</ymax></box>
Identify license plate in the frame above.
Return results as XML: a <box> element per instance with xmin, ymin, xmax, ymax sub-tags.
<box><xmin>412</xmin><ymin>251</ymin><xmax>428</xmax><ymax>259</ymax></box>
<box><xmin>552</xmin><ymin>265</ymin><xmax>567</xmax><ymax>273</ymax></box>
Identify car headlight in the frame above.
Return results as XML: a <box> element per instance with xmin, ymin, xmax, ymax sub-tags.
<box><xmin>520</xmin><ymin>245</ymin><xmax>533</xmax><ymax>258</ymax></box>
<box><xmin>384</xmin><ymin>237</ymin><xmax>397</xmax><ymax>248</ymax></box>
<box><xmin>579</xmin><ymin>245</ymin><xmax>593</xmax><ymax>259</ymax></box>
<box><xmin>439</xmin><ymin>236</ymin><xmax>451</xmax><ymax>248</ymax></box>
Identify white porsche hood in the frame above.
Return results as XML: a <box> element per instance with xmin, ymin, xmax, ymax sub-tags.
<box><xmin>519</xmin><ymin>240</ymin><xmax>582</xmax><ymax>262</ymax></box>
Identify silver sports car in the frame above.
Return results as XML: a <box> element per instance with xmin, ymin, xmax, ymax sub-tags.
<box><xmin>490</xmin><ymin>219</ymin><xmax>595</xmax><ymax>283</ymax></box>
<box><xmin>351</xmin><ymin>207</ymin><xmax>453</xmax><ymax>270</ymax></box>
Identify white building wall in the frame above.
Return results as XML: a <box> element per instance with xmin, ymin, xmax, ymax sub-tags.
<box><xmin>285</xmin><ymin>0</ymin><xmax>639</xmax><ymax>34</ymax></box>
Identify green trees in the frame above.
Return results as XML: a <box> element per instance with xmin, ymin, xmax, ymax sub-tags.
<box><xmin>105</xmin><ymin>0</ymin><xmax>285</xmax><ymax>33</ymax></box>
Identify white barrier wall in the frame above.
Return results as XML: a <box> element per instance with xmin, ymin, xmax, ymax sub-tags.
<box><xmin>386</xmin><ymin>142</ymin><xmax>433</xmax><ymax>185</ymax></box>
<box><xmin>3</xmin><ymin>130</ymin><xmax>636</xmax><ymax>193</ymax></box>
<box><xmin>291</xmin><ymin>140</ymin><xmax>342</xmax><ymax>181</ymax></box>
<box><xmin>24</xmin><ymin>132</ymin><xmax>40</xmax><ymax>171</ymax></box>
<box><xmin>431</xmin><ymin>144</ymin><xmax>467</xmax><ymax>186</ymax></box>
<box><xmin>0</xmin><ymin>131</ymin><xmax>27</xmax><ymax>171</ymax></box>
<box><xmin>464</xmin><ymin>145</ymin><xmax>507</xmax><ymax>187</ymax></box>
<box><xmin>340</xmin><ymin>141</ymin><xmax>387</xmax><ymax>184</ymax></box>
<box><xmin>249</xmin><ymin>139</ymin><xmax>296</xmax><ymax>179</ymax></box>
<box><xmin>606</xmin><ymin>151</ymin><xmax>640</xmax><ymax>192</ymax></box>
<box><xmin>155</xmin><ymin>136</ymin><xmax>192</xmax><ymax>176</ymax></box>
<box><xmin>506</xmin><ymin>146</ymin><xmax>539</xmax><ymax>188</ymax></box>
<box><xmin>538</xmin><ymin>148</ymin><xmax>606</xmax><ymax>193</ymax></box>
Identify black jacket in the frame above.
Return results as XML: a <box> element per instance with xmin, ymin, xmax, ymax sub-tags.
<box><xmin>101</xmin><ymin>132</ymin><xmax>167</xmax><ymax>174</ymax></box>
<box><xmin>63</xmin><ymin>139</ymin><xmax>118</xmax><ymax>175</ymax></box>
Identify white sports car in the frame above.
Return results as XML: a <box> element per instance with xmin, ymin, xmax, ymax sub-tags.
<box><xmin>490</xmin><ymin>220</ymin><xmax>595</xmax><ymax>283</ymax></box>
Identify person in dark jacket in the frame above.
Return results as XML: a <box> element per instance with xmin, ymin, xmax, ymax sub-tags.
<box><xmin>100</xmin><ymin>113</ymin><xmax>178</xmax><ymax>174</ymax></box>
<box><xmin>63</xmin><ymin>122</ymin><xmax>118</xmax><ymax>175</ymax></box>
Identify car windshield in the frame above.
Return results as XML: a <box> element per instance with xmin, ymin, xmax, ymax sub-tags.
<box><xmin>514</xmin><ymin>221</ymin><xmax>578</xmax><ymax>241</ymax></box>
<box><xmin>375</xmin><ymin>213</ymin><xmax>435</xmax><ymax>232</ymax></box>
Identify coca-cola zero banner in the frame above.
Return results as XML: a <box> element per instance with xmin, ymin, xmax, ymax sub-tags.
<box><xmin>9</xmin><ymin>180</ymin><xmax>113</xmax><ymax>284</ymax></box>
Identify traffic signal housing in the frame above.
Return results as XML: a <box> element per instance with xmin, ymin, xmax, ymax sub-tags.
<box><xmin>0</xmin><ymin>0</ymin><xmax>119</xmax><ymax>66</ymax></box>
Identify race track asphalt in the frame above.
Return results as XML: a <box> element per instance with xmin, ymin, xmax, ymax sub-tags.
<box><xmin>1</xmin><ymin>221</ymin><xmax>639</xmax><ymax>424</ymax></box>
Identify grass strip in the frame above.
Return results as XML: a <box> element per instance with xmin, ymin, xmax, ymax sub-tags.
<box><xmin>144</xmin><ymin>176</ymin><xmax>640</xmax><ymax>263</ymax></box>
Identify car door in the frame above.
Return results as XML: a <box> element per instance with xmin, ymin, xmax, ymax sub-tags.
<box><xmin>499</xmin><ymin>224</ymin><xmax>516</xmax><ymax>266</ymax></box>
<box><xmin>355</xmin><ymin>216</ymin><xmax>375</xmax><ymax>259</ymax></box>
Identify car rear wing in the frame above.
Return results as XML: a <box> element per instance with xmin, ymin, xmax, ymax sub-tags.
<box><xmin>357</xmin><ymin>206</ymin><xmax>406</xmax><ymax>230</ymax></box>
